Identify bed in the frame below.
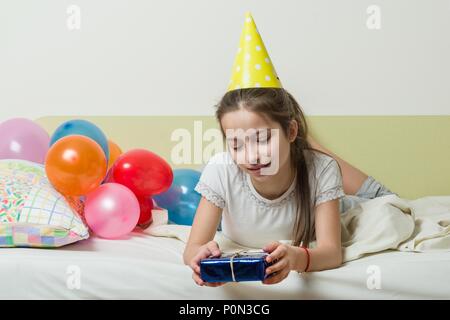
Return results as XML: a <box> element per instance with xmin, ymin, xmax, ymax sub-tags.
<box><xmin>1</xmin><ymin>115</ymin><xmax>449</xmax><ymax>299</ymax></box>
<box><xmin>2</xmin><ymin>218</ymin><xmax>450</xmax><ymax>299</ymax></box>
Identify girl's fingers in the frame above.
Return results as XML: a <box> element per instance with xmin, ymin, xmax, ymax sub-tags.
<box><xmin>190</xmin><ymin>256</ymin><xmax>202</xmax><ymax>274</ymax></box>
<box><xmin>190</xmin><ymin>245</ymin><xmax>215</xmax><ymax>273</ymax></box>
<box><xmin>192</xmin><ymin>272</ymin><xmax>205</xmax><ymax>286</ymax></box>
<box><xmin>206</xmin><ymin>241</ymin><xmax>221</xmax><ymax>257</ymax></box>
<box><xmin>263</xmin><ymin>241</ymin><xmax>280</xmax><ymax>253</ymax></box>
<box><xmin>263</xmin><ymin>270</ymin><xmax>289</xmax><ymax>285</ymax></box>
<box><xmin>193</xmin><ymin>271</ymin><xmax>226</xmax><ymax>287</ymax></box>
<box><xmin>265</xmin><ymin>258</ymin><xmax>288</xmax><ymax>275</ymax></box>
<box><xmin>189</xmin><ymin>242</ymin><xmax>222</xmax><ymax>287</ymax></box>
<box><xmin>266</xmin><ymin>244</ymin><xmax>287</xmax><ymax>263</ymax></box>
<box><xmin>204</xmin><ymin>282</ymin><xmax>226</xmax><ymax>287</ymax></box>
<box><xmin>189</xmin><ymin>259</ymin><xmax>200</xmax><ymax>273</ymax></box>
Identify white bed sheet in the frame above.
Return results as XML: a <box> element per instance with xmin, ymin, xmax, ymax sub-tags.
<box><xmin>1</xmin><ymin>229</ymin><xmax>449</xmax><ymax>299</ymax></box>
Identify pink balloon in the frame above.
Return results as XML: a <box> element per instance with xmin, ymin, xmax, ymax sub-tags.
<box><xmin>0</xmin><ymin>118</ymin><xmax>50</xmax><ymax>164</ymax></box>
<box><xmin>84</xmin><ymin>183</ymin><xmax>140</xmax><ymax>239</ymax></box>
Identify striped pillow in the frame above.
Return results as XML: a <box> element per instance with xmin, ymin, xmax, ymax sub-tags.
<box><xmin>0</xmin><ymin>159</ymin><xmax>89</xmax><ymax>247</ymax></box>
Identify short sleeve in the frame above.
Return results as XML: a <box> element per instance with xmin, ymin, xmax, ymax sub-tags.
<box><xmin>314</xmin><ymin>157</ymin><xmax>345</xmax><ymax>206</ymax></box>
<box><xmin>194</xmin><ymin>152</ymin><xmax>231</xmax><ymax>209</ymax></box>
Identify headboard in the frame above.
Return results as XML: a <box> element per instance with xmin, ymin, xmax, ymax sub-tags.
<box><xmin>36</xmin><ymin>116</ymin><xmax>450</xmax><ymax>199</ymax></box>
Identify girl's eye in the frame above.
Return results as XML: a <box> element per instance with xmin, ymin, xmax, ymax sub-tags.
<box><xmin>229</xmin><ymin>139</ymin><xmax>244</xmax><ymax>151</ymax></box>
<box><xmin>234</xmin><ymin>143</ymin><xmax>244</xmax><ymax>150</ymax></box>
<box><xmin>257</xmin><ymin>130</ymin><xmax>271</xmax><ymax>144</ymax></box>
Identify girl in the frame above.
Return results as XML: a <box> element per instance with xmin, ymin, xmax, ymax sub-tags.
<box><xmin>183</xmin><ymin>87</ymin><xmax>396</xmax><ymax>286</ymax></box>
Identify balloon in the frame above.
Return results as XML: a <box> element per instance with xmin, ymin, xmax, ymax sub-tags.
<box><xmin>45</xmin><ymin>135</ymin><xmax>107</xmax><ymax>196</ymax></box>
<box><xmin>103</xmin><ymin>167</ymin><xmax>114</xmax><ymax>184</ymax></box>
<box><xmin>153</xmin><ymin>169</ymin><xmax>201</xmax><ymax>226</ymax></box>
<box><xmin>111</xmin><ymin>149</ymin><xmax>173</xmax><ymax>196</ymax></box>
<box><xmin>50</xmin><ymin>119</ymin><xmax>109</xmax><ymax>160</ymax></box>
<box><xmin>0</xmin><ymin>118</ymin><xmax>50</xmax><ymax>164</ymax></box>
<box><xmin>137</xmin><ymin>196</ymin><xmax>154</xmax><ymax>229</ymax></box>
<box><xmin>107</xmin><ymin>139</ymin><xmax>123</xmax><ymax>170</ymax></box>
<box><xmin>84</xmin><ymin>183</ymin><xmax>140</xmax><ymax>239</ymax></box>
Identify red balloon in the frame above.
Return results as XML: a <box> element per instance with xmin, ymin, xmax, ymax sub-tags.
<box><xmin>137</xmin><ymin>196</ymin><xmax>153</xmax><ymax>229</ymax></box>
<box><xmin>111</xmin><ymin>149</ymin><xmax>173</xmax><ymax>196</ymax></box>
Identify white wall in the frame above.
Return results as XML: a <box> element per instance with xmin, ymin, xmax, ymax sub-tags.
<box><xmin>1</xmin><ymin>0</ymin><xmax>449</xmax><ymax>119</ymax></box>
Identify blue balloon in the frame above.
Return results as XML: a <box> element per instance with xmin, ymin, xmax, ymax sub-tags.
<box><xmin>50</xmin><ymin>119</ymin><xmax>109</xmax><ymax>160</ymax></box>
<box><xmin>154</xmin><ymin>169</ymin><xmax>201</xmax><ymax>226</ymax></box>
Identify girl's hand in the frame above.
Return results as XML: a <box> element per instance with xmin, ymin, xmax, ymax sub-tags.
<box><xmin>188</xmin><ymin>240</ymin><xmax>226</xmax><ymax>287</ymax></box>
<box><xmin>262</xmin><ymin>241</ymin><xmax>301</xmax><ymax>285</ymax></box>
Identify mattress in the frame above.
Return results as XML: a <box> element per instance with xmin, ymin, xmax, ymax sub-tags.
<box><xmin>1</xmin><ymin>228</ymin><xmax>449</xmax><ymax>299</ymax></box>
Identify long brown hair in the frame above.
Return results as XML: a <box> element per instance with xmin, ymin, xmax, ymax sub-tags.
<box><xmin>216</xmin><ymin>87</ymin><xmax>336</xmax><ymax>247</ymax></box>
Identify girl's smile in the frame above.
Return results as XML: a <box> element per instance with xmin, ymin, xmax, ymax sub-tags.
<box><xmin>246</xmin><ymin>162</ymin><xmax>272</xmax><ymax>176</ymax></box>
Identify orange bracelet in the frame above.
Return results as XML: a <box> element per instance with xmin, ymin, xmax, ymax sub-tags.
<box><xmin>301</xmin><ymin>246</ymin><xmax>310</xmax><ymax>272</ymax></box>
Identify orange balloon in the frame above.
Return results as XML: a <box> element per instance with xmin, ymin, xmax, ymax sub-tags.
<box><xmin>45</xmin><ymin>135</ymin><xmax>107</xmax><ymax>196</ymax></box>
<box><xmin>107</xmin><ymin>140</ymin><xmax>123</xmax><ymax>170</ymax></box>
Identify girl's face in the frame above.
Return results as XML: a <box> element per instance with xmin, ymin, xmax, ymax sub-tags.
<box><xmin>220</xmin><ymin>108</ymin><xmax>296</xmax><ymax>181</ymax></box>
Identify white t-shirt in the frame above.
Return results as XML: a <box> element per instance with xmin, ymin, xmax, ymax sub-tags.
<box><xmin>194</xmin><ymin>150</ymin><xmax>345</xmax><ymax>248</ymax></box>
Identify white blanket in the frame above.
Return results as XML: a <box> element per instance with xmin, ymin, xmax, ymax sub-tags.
<box><xmin>146</xmin><ymin>195</ymin><xmax>450</xmax><ymax>262</ymax></box>
<box><xmin>2</xmin><ymin>196</ymin><xmax>450</xmax><ymax>299</ymax></box>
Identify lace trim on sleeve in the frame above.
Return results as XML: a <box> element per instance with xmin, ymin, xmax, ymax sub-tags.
<box><xmin>194</xmin><ymin>181</ymin><xmax>226</xmax><ymax>209</ymax></box>
<box><xmin>315</xmin><ymin>186</ymin><xmax>345</xmax><ymax>206</ymax></box>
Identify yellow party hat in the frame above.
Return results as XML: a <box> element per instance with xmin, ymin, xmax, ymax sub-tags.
<box><xmin>227</xmin><ymin>12</ymin><xmax>282</xmax><ymax>91</ymax></box>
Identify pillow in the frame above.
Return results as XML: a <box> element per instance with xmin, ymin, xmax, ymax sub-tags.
<box><xmin>0</xmin><ymin>159</ymin><xmax>89</xmax><ymax>248</ymax></box>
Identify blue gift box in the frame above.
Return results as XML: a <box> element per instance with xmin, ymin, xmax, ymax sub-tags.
<box><xmin>200</xmin><ymin>251</ymin><xmax>271</xmax><ymax>283</ymax></box>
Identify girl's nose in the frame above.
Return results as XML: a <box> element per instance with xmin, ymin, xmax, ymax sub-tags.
<box><xmin>246</xmin><ymin>143</ymin><xmax>259</xmax><ymax>165</ymax></box>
